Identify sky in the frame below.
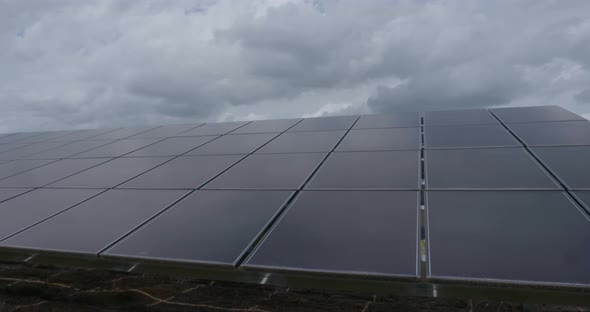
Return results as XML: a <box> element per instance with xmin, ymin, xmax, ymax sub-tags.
<box><xmin>1</xmin><ymin>0</ymin><xmax>590</xmax><ymax>133</ymax></box>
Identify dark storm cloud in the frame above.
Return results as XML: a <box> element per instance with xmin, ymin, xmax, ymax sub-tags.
<box><xmin>1</xmin><ymin>0</ymin><xmax>590</xmax><ymax>132</ymax></box>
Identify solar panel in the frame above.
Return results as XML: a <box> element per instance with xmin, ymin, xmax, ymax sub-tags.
<box><xmin>0</xmin><ymin>159</ymin><xmax>56</xmax><ymax>180</ymax></box>
<box><xmin>574</xmin><ymin>191</ymin><xmax>590</xmax><ymax>212</ymax></box>
<box><xmin>0</xmin><ymin>188</ymin><xmax>32</xmax><ymax>203</ymax></box>
<box><xmin>0</xmin><ymin>188</ymin><xmax>103</xmax><ymax>240</ymax></box>
<box><xmin>14</xmin><ymin>130</ymin><xmax>77</xmax><ymax>144</ymax></box>
<box><xmin>288</xmin><ymin>116</ymin><xmax>358</xmax><ymax>132</ymax></box>
<box><xmin>424</xmin><ymin>124</ymin><xmax>521</xmax><ymax>149</ymax></box>
<box><xmin>335</xmin><ymin>128</ymin><xmax>420</xmax><ymax>151</ymax></box>
<box><xmin>229</xmin><ymin>119</ymin><xmax>302</xmax><ymax>134</ymax></box>
<box><xmin>507</xmin><ymin>121</ymin><xmax>590</xmax><ymax>146</ymax></box>
<box><xmin>244</xmin><ymin>191</ymin><xmax>419</xmax><ymax>277</ymax></box>
<box><xmin>119</xmin><ymin>155</ymin><xmax>244</xmax><ymax>189</ymax></box>
<box><xmin>178</xmin><ymin>121</ymin><xmax>249</xmax><ymax>136</ymax></box>
<box><xmin>0</xmin><ymin>189</ymin><xmax>188</xmax><ymax>254</ymax></box>
<box><xmin>0</xmin><ymin>158</ymin><xmax>110</xmax><ymax>187</ymax></box>
<box><xmin>103</xmin><ymin>190</ymin><xmax>293</xmax><ymax>266</ymax></box>
<box><xmin>256</xmin><ymin>131</ymin><xmax>346</xmax><ymax>154</ymax></box>
<box><xmin>72</xmin><ymin>138</ymin><xmax>163</xmax><ymax>158</ymax></box>
<box><xmin>203</xmin><ymin>153</ymin><xmax>325</xmax><ymax>190</ymax></box>
<box><xmin>306</xmin><ymin>151</ymin><xmax>420</xmax><ymax>190</ymax></box>
<box><xmin>48</xmin><ymin>157</ymin><xmax>171</xmax><ymax>188</ymax></box>
<box><xmin>128</xmin><ymin>124</ymin><xmax>203</xmax><ymax>139</ymax></box>
<box><xmin>48</xmin><ymin>129</ymin><xmax>116</xmax><ymax>142</ymax></box>
<box><xmin>187</xmin><ymin>133</ymin><xmax>278</xmax><ymax>155</ymax></box>
<box><xmin>491</xmin><ymin>105</ymin><xmax>586</xmax><ymax>123</ymax></box>
<box><xmin>427</xmin><ymin>191</ymin><xmax>590</xmax><ymax>286</ymax></box>
<box><xmin>424</xmin><ymin>109</ymin><xmax>498</xmax><ymax>126</ymax></box>
<box><xmin>531</xmin><ymin>146</ymin><xmax>590</xmax><ymax>190</ymax></box>
<box><xmin>1</xmin><ymin>105</ymin><xmax>589</xmax><ymax>297</ymax></box>
<box><xmin>0</xmin><ymin>142</ymin><xmax>70</xmax><ymax>161</ymax></box>
<box><xmin>0</xmin><ymin>144</ymin><xmax>28</xmax><ymax>154</ymax></box>
<box><xmin>425</xmin><ymin>148</ymin><xmax>560</xmax><ymax>190</ymax></box>
<box><xmin>26</xmin><ymin>140</ymin><xmax>116</xmax><ymax>159</ymax></box>
<box><xmin>353</xmin><ymin>113</ymin><xmax>419</xmax><ymax>129</ymax></box>
<box><xmin>88</xmin><ymin>127</ymin><xmax>158</xmax><ymax>140</ymax></box>
<box><xmin>125</xmin><ymin>136</ymin><xmax>218</xmax><ymax>157</ymax></box>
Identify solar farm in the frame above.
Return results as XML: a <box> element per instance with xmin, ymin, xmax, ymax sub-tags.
<box><xmin>0</xmin><ymin>105</ymin><xmax>589</xmax><ymax>306</ymax></box>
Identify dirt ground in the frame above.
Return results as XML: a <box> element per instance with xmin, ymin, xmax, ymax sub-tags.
<box><xmin>0</xmin><ymin>262</ymin><xmax>587</xmax><ymax>312</ymax></box>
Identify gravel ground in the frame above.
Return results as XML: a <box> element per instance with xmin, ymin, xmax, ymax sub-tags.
<box><xmin>0</xmin><ymin>262</ymin><xmax>587</xmax><ymax>312</ymax></box>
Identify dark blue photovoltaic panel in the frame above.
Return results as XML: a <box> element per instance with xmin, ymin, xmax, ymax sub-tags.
<box><xmin>0</xmin><ymin>159</ymin><xmax>56</xmax><ymax>180</ymax></box>
<box><xmin>119</xmin><ymin>155</ymin><xmax>244</xmax><ymax>189</ymax></box>
<box><xmin>188</xmin><ymin>133</ymin><xmax>277</xmax><ymax>155</ymax></box>
<box><xmin>48</xmin><ymin>129</ymin><xmax>116</xmax><ymax>142</ymax></box>
<box><xmin>230</xmin><ymin>119</ymin><xmax>302</xmax><ymax>134</ymax></box>
<box><xmin>71</xmin><ymin>139</ymin><xmax>162</xmax><ymax>158</ymax></box>
<box><xmin>335</xmin><ymin>128</ymin><xmax>420</xmax><ymax>151</ymax></box>
<box><xmin>0</xmin><ymin>132</ymin><xmax>45</xmax><ymax>144</ymax></box>
<box><xmin>128</xmin><ymin>124</ymin><xmax>203</xmax><ymax>139</ymax></box>
<box><xmin>0</xmin><ymin>144</ymin><xmax>28</xmax><ymax>153</ymax></box>
<box><xmin>0</xmin><ymin>188</ymin><xmax>103</xmax><ymax>240</ymax></box>
<box><xmin>531</xmin><ymin>146</ymin><xmax>590</xmax><ymax>190</ymax></box>
<box><xmin>125</xmin><ymin>136</ymin><xmax>218</xmax><ymax>157</ymax></box>
<box><xmin>288</xmin><ymin>116</ymin><xmax>358</xmax><ymax>132</ymax></box>
<box><xmin>203</xmin><ymin>153</ymin><xmax>325</xmax><ymax>190</ymax></box>
<box><xmin>256</xmin><ymin>131</ymin><xmax>346</xmax><ymax>154</ymax></box>
<box><xmin>574</xmin><ymin>191</ymin><xmax>590</xmax><ymax>212</ymax></box>
<box><xmin>507</xmin><ymin>121</ymin><xmax>590</xmax><ymax>146</ymax></box>
<box><xmin>103</xmin><ymin>190</ymin><xmax>293</xmax><ymax>266</ymax></box>
<box><xmin>427</xmin><ymin>191</ymin><xmax>590</xmax><ymax>286</ymax></box>
<box><xmin>0</xmin><ymin>158</ymin><xmax>110</xmax><ymax>187</ymax></box>
<box><xmin>27</xmin><ymin>140</ymin><xmax>116</xmax><ymax>159</ymax></box>
<box><xmin>0</xmin><ymin>188</ymin><xmax>33</xmax><ymax>203</ymax></box>
<box><xmin>491</xmin><ymin>105</ymin><xmax>585</xmax><ymax>123</ymax></box>
<box><xmin>48</xmin><ymin>157</ymin><xmax>171</xmax><ymax>188</ymax></box>
<box><xmin>0</xmin><ymin>189</ymin><xmax>189</xmax><ymax>254</ymax></box>
<box><xmin>424</xmin><ymin>109</ymin><xmax>498</xmax><ymax>126</ymax></box>
<box><xmin>88</xmin><ymin>127</ymin><xmax>158</xmax><ymax>140</ymax></box>
<box><xmin>353</xmin><ymin>113</ymin><xmax>419</xmax><ymax>129</ymax></box>
<box><xmin>425</xmin><ymin>148</ymin><xmax>560</xmax><ymax>190</ymax></box>
<box><xmin>424</xmin><ymin>124</ymin><xmax>521</xmax><ymax>149</ymax></box>
<box><xmin>245</xmin><ymin>191</ymin><xmax>419</xmax><ymax>277</ymax></box>
<box><xmin>0</xmin><ymin>142</ymin><xmax>70</xmax><ymax>161</ymax></box>
<box><xmin>178</xmin><ymin>121</ymin><xmax>249</xmax><ymax>136</ymax></box>
<box><xmin>14</xmin><ymin>130</ymin><xmax>76</xmax><ymax>144</ymax></box>
<box><xmin>306</xmin><ymin>151</ymin><xmax>420</xmax><ymax>190</ymax></box>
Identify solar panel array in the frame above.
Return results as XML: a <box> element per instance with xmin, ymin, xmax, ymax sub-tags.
<box><xmin>0</xmin><ymin>105</ymin><xmax>588</xmax><ymax>291</ymax></box>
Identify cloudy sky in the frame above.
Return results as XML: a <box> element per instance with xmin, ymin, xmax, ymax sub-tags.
<box><xmin>1</xmin><ymin>0</ymin><xmax>590</xmax><ymax>132</ymax></box>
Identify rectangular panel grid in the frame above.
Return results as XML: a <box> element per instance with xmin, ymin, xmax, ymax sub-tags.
<box><xmin>203</xmin><ymin>153</ymin><xmax>326</xmax><ymax>190</ymax></box>
<box><xmin>256</xmin><ymin>131</ymin><xmax>346</xmax><ymax>154</ymax></box>
<box><xmin>72</xmin><ymin>139</ymin><xmax>163</xmax><ymax>158</ymax></box>
<box><xmin>0</xmin><ymin>188</ymin><xmax>104</xmax><ymax>240</ymax></box>
<box><xmin>507</xmin><ymin>121</ymin><xmax>590</xmax><ymax>146</ymax></box>
<box><xmin>424</xmin><ymin>109</ymin><xmax>499</xmax><ymax>126</ymax></box>
<box><xmin>229</xmin><ymin>119</ymin><xmax>302</xmax><ymax>134</ymax></box>
<box><xmin>426</xmin><ymin>191</ymin><xmax>590</xmax><ymax>287</ymax></box>
<box><xmin>187</xmin><ymin>133</ymin><xmax>278</xmax><ymax>155</ymax></box>
<box><xmin>125</xmin><ymin>136</ymin><xmax>218</xmax><ymax>157</ymax></box>
<box><xmin>102</xmin><ymin>190</ymin><xmax>294</xmax><ymax>266</ymax></box>
<box><xmin>425</xmin><ymin>147</ymin><xmax>561</xmax><ymax>190</ymax></box>
<box><xmin>531</xmin><ymin>146</ymin><xmax>590</xmax><ymax>190</ymax></box>
<box><xmin>353</xmin><ymin>113</ymin><xmax>420</xmax><ymax>129</ymax></box>
<box><xmin>48</xmin><ymin>157</ymin><xmax>172</xmax><ymax>189</ymax></box>
<box><xmin>0</xmin><ymin>189</ymin><xmax>189</xmax><ymax>254</ymax></box>
<box><xmin>491</xmin><ymin>105</ymin><xmax>586</xmax><ymax>124</ymax></box>
<box><xmin>424</xmin><ymin>124</ymin><xmax>521</xmax><ymax>149</ymax></box>
<box><xmin>288</xmin><ymin>116</ymin><xmax>358</xmax><ymax>132</ymax></box>
<box><xmin>335</xmin><ymin>128</ymin><xmax>420</xmax><ymax>152</ymax></box>
<box><xmin>244</xmin><ymin>191</ymin><xmax>419</xmax><ymax>277</ymax></box>
<box><xmin>119</xmin><ymin>155</ymin><xmax>244</xmax><ymax>189</ymax></box>
<box><xmin>306</xmin><ymin>151</ymin><xmax>420</xmax><ymax>190</ymax></box>
<box><xmin>0</xmin><ymin>158</ymin><xmax>110</xmax><ymax>187</ymax></box>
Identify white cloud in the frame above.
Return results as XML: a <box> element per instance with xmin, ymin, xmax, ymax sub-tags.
<box><xmin>1</xmin><ymin>0</ymin><xmax>590</xmax><ymax>132</ymax></box>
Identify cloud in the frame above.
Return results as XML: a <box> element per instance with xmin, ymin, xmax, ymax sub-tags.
<box><xmin>1</xmin><ymin>0</ymin><xmax>590</xmax><ymax>132</ymax></box>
